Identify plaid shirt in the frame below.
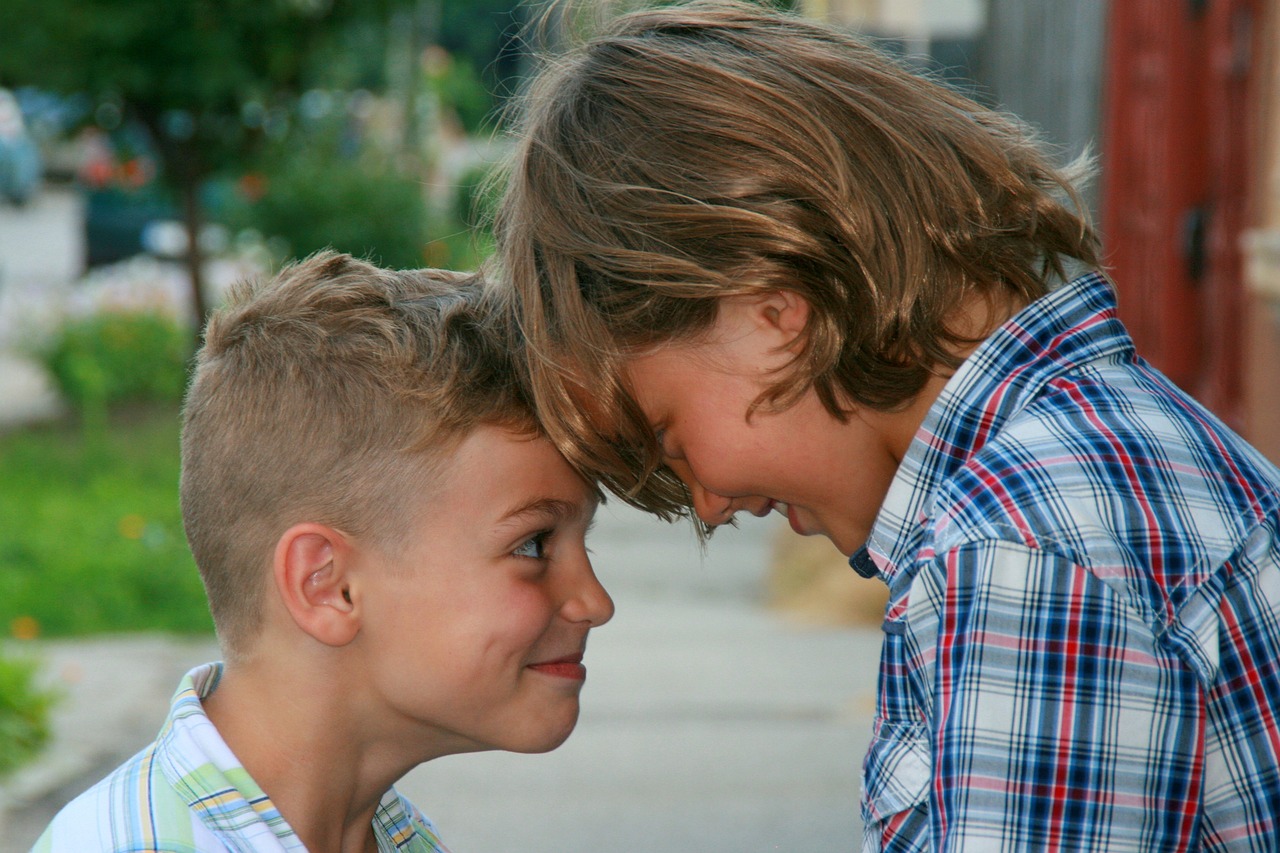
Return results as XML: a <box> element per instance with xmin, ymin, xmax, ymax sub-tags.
<box><xmin>857</xmin><ymin>273</ymin><xmax>1280</xmax><ymax>851</ymax></box>
<box><xmin>34</xmin><ymin>663</ymin><xmax>451</xmax><ymax>853</ymax></box>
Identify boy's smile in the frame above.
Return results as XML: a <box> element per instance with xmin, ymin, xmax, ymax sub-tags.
<box><xmin>350</xmin><ymin>425</ymin><xmax>614</xmax><ymax>760</ymax></box>
<box><xmin>526</xmin><ymin>652</ymin><xmax>587</xmax><ymax>681</ymax></box>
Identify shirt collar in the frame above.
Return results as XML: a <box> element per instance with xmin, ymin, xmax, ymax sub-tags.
<box><xmin>155</xmin><ymin>663</ymin><xmax>448</xmax><ymax>851</ymax></box>
<box><xmin>155</xmin><ymin>663</ymin><xmax>304</xmax><ymax>849</ymax></box>
<box><xmin>857</xmin><ymin>272</ymin><xmax>1134</xmax><ymax>583</ymax></box>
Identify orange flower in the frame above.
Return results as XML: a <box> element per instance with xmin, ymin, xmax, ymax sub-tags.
<box><xmin>119</xmin><ymin>514</ymin><xmax>146</xmax><ymax>539</ymax></box>
<box><xmin>10</xmin><ymin>616</ymin><xmax>40</xmax><ymax>640</ymax></box>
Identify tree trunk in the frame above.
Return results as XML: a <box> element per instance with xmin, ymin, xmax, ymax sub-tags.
<box><xmin>141</xmin><ymin>112</ymin><xmax>210</xmax><ymax>339</ymax></box>
<box><xmin>180</xmin><ymin>174</ymin><xmax>208</xmax><ymax>334</ymax></box>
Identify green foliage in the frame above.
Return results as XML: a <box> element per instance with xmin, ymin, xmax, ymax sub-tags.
<box><xmin>438</xmin><ymin>0</ymin><xmax>526</xmax><ymax>113</ymax></box>
<box><xmin>38</xmin><ymin>311</ymin><xmax>192</xmax><ymax>413</ymax></box>
<box><xmin>0</xmin><ymin>0</ymin><xmax>426</xmax><ymax>326</ymax></box>
<box><xmin>429</xmin><ymin>56</ymin><xmax>494</xmax><ymax>135</ymax></box>
<box><xmin>0</xmin><ymin>0</ymin><xmax>416</xmax><ymax>133</ymax></box>
<box><xmin>454</xmin><ymin>161</ymin><xmax>503</xmax><ymax>231</ymax></box>
<box><xmin>0</xmin><ymin>0</ymin><xmax>514</xmax><ymax>182</ymax></box>
<box><xmin>0</xmin><ymin>653</ymin><xmax>56</xmax><ymax>779</ymax></box>
<box><xmin>0</xmin><ymin>407</ymin><xmax>213</xmax><ymax>638</ymax></box>
<box><xmin>235</xmin><ymin>142</ymin><xmax>431</xmax><ymax>270</ymax></box>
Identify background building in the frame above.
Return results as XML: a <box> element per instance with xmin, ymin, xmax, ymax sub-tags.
<box><xmin>803</xmin><ymin>0</ymin><xmax>1280</xmax><ymax>465</ymax></box>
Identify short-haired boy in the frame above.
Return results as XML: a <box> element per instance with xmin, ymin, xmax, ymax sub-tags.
<box><xmin>494</xmin><ymin>2</ymin><xmax>1280</xmax><ymax>848</ymax></box>
<box><xmin>35</xmin><ymin>252</ymin><xmax>614</xmax><ymax>852</ymax></box>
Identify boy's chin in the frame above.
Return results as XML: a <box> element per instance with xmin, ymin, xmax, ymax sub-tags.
<box><xmin>819</xmin><ymin>524</ymin><xmax>866</xmax><ymax>557</ymax></box>
<box><xmin>500</xmin><ymin>710</ymin><xmax>582</xmax><ymax>755</ymax></box>
<box><xmin>507</xmin><ymin>729</ymin><xmax>578</xmax><ymax>755</ymax></box>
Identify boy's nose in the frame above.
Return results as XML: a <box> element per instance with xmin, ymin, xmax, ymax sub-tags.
<box><xmin>563</xmin><ymin>558</ymin><xmax>615</xmax><ymax>627</ymax></box>
<box><xmin>664</xmin><ymin>457</ymin><xmax>733</xmax><ymax>526</ymax></box>
<box><xmin>689</xmin><ymin>480</ymin><xmax>734</xmax><ymax>526</ymax></box>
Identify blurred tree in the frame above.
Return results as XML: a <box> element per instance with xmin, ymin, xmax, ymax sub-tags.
<box><xmin>0</xmin><ymin>0</ymin><xmax>426</xmax><ymax>328</ymax></box>
<box><xmin>229</xmin><ymin>121</ymin><xmax>434</xmax><ymax>271</ymax></box>
<box><xmin>439</xmin><ymin>0</ymin><xmax>526</xmax><ymax>110</ymax></box>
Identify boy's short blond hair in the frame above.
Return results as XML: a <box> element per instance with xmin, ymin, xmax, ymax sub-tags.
<box><xmin>495</xmin><ymin>0</ymin><xmax>1101</xmax><ymax>519</ymax></box>
<box><xmin>181</xmin><ymin>252</ymin><xmax>532</xmax><ymax>658</ymax></box>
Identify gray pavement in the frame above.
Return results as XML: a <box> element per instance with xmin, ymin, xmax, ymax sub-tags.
<box><xmin>0</xmin><ymin>186</ymin><xmax>80</xmax><ymax>428</ymax></box>
<box><xmin>1</xmin><ymin>506</ymin><xmax>881</xmax><ymax>852</ymax></box>
<box><xmin>0</xmin><ymin>185</ymin><xmax>884</xmax><ymax>851</ymax></box>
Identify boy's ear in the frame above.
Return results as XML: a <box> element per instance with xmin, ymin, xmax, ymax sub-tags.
<box><xmin>750</xmin><ymin>289</ymin><xmax>811</xmax><ymax>347</ymax></box>
<box><xmin>274</xmin><ymin>523</ymin><xmax>361</xmax><ymax>647</ymax></box>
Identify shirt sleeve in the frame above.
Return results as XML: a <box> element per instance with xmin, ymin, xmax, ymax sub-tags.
<box><xmin>923</xmin><ymin>540</ymin><xmax>1205</xmax><ymax>851</ymax></box>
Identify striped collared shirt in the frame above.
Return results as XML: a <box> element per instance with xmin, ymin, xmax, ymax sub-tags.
<box><xmin>859</xmin><ymin>273</ymin><xmax>1280</xmax><ymax>851</ymax></box>
<box><xmin>34</xmin><ymin>662</ymin><xmax>451</xmax><ymax>852</ymax></box>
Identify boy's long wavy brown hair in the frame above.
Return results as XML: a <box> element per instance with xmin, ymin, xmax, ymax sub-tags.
<box><xmin>494</xmin><ymin>0</ymin><xmax>1100</xmax><ymax>520</ymax></box>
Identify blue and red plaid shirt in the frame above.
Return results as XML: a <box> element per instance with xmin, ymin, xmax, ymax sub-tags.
<box><xmin>857</xmin><ymin>273</ymin><xmax>1280</xmax><ymax>851</ymax></box>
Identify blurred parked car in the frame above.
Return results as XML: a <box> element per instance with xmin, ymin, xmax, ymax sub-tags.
<box><xmin>83</xmin><ymin>187</ymin><xmax>177</xmax><ymax>268</ymax></box>
<box><xmin>76</xmin><ymin>124</ymin><xmax>176</xmax><ymax>268</ymax></box>
<box><xmin>0</xmin><ymin>87</ymin><xmax>42</xmax><ymax>205</ymax></box>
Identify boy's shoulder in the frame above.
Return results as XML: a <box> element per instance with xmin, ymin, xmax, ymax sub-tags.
<box><xmin>921</xmin><ymin>275</ymin><xmax>1280</xmax><ymax>563</ymax></box>
<box><xmin>33</xmin><ymin>662</ymin><xmax>274</xmax><ymax>852</ymax></box>
<box><xmin>32</xmin><ymin>739</ymin><xmax>215</xmax><ymax>852</ymax></box>
<box><xmin>34</xmin><ymin>768</ymin><xmax>448</xmax><ymax>853</ymax></box>
<box><xmin>34</xmin><ymin>662</ymin><xmax>453</xmax><ymax>853</ymax></box>
<box><xmin>922</xmin><ymin>342</ymin><xmax>1280</xmax><ymax>635</ymax></box>
<box><xmin>940</xmin><ymin>361</ymin><xmax>1280</xmax><ymax>548</ymax></box>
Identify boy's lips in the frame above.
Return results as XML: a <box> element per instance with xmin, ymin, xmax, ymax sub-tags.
<box><xmin>752</xmin><ymin>499</ymin><xmax>778</xmax><ymax>518</ymax></box>
<box><xmin>773</xmin><ymin>501</ymin><xmax>806</xmax><ymax>535</ymax></box>
<box><xmin>527</xmin><ymin>653</ymin><xmax>586</xmax><ymax>681</ymax></box>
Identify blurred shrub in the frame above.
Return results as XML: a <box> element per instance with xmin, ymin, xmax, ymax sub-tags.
<box><xmin>0</xmin><ymin>654</ymin><xmax>55</xmax><ymax>778</ymax></box>
<box><xmin>454</xmin><ymin>161</ymin><xmax>502</xmax><ymax>231</ymax></box>
<box><xmin>233</xmin><ymin>144</ymin><xmax>430</xmax><ymax>271</ymax></box>
<box><xmin>39</xmin><ymin>311</ymin><xmax>191</xmax><ymax>413</ymax></box>
<box><xmin>429</xmin><ymin>55</ymin><xmax>493</xmax><ymax>135</ymax></box>
<box><xmin>409</xmin><ymin>161</ymin><xmax>500</xmax><ymax>272</ymax></box>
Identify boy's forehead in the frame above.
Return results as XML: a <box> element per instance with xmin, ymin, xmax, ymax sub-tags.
<box><xmin>435</xmin><ymin>423</ymin><xmax>598</xmax><ymax>517</ymax></box>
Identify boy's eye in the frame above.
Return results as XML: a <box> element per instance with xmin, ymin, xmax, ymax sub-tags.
<box><xmin>654</xmin><ymin>428</ymin><xmax>683</xmax><ymax>461</ymax></box>
<box><xmin>654</xmin><ymin>429</ymin><xmax>668</xmax><ymax>453</ymax></box>
<box><xmin>513</xmin><ymin>530</ymin><xmax>551</xmax><ymax>560</ymax></box>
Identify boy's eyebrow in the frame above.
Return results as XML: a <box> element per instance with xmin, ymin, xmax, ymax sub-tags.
<box><xmin>498</xmin><ymin>496</ymin><xmax>597</xmax><ymax>527</ymax></box>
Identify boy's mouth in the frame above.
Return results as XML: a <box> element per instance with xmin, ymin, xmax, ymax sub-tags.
<box><xmin>773</xmin><ymin>501</ymin><xmax>806</xmax><ymax>535</ymax></box>
<box><xmin>753</xmin><ymin>499</ymin><xmax>778</xmax><ymax>518</ymax></box>
<box><xmin>527</xmin><ymin>653</ymin><xmax>586</xmax><ymax>681</ymax></box>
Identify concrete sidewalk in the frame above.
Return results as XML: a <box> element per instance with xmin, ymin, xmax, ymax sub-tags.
<box><xmin>0</xmin><ymin>353</ymin><xmax>62</xmax><ymax>429</ymax></box>
<box><xmin>0</xmin><ymin>505</ymin><xmax>882</xmax><ymax>852</ymax></box>
<box><xmin>0</xmin><ymin>186</ymin><xmax>79</xmax><ymax>429</ymax></box>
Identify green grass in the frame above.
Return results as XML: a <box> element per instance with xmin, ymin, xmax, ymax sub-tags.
<box><xmin>0</xmin><ymin>653</ymin><xmax>55</xmax><ymax>778</ymax></box>
<box><xmin>0</xmin><ymin>406</ymin><xmax>213</xmax><ymax>638</ymax></box>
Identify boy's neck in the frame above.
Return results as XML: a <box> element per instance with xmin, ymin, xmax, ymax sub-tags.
<box><xmin>202</xmin><ymin>648</ymin><xmax>403</xmax><ymax>853</ymax></box>
<box><xmin>882</xmin><ymin>290</ymin><xmax>1025</xmax><ymax>458</ymax></box>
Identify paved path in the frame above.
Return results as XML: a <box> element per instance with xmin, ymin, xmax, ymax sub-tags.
<box><xmin>0</xmin><ymin>186</ymin><xmax>80</xmax><ymax>428</ymax></box>
<box><xmin>0</xmin><ymin>503</ymin><xmax>881</xmax><ymax>852</ymax></box>
<box><xmin>0</xmin><ymin>185</ymin><xmax>884</xmax><ymax>851</ymax></box>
